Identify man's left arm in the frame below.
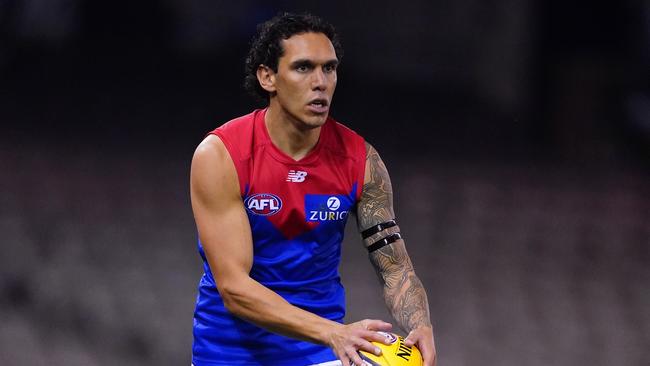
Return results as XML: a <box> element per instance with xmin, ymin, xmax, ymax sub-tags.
<box><xmin>356</xmin><ymin>142</ymin><xmax>437</xmax><ymax>366</ymax></box>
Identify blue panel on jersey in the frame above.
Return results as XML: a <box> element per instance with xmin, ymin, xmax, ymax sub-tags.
<box><xmin>194</xmin><ymin>185</ymin><xmax>359</xmax><ymax>365</ymax></box>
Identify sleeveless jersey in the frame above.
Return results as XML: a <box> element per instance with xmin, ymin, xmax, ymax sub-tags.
<box><xmin>192</xmin><ymin>109</ymin><xmax>367</xmax><ymax>366</ymax></box>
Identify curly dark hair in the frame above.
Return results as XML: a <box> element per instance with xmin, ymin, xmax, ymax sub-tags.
<box><xmin>243</xmin><ymin>12</ymin><xmax>344</xmax><ymax>102</ymax></box>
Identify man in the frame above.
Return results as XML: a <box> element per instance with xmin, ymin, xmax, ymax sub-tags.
<box><xmin>190</xmin><ymin>12</ymin><xmax>436</xmax><ymax>366</ymax></box>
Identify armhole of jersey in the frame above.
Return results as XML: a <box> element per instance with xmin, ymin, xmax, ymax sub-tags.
<box><xmin>209</xmin><ymin>130</ymin><xmax>246</xmax><ymax>197</ymax></box>
<box><xmin>355</xmin><ymin>138</ymin><xmax>367</xmax><ymax>202</ymax></box>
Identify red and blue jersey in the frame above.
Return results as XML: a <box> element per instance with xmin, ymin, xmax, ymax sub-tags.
<box><xmin>192</xmin><ymin>109</ymin><xmax>367</xmax><ymax>366</ymax></box>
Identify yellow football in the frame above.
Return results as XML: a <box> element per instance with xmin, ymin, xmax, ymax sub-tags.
<box><xmin>358</xmin><ymin>332</ymin><xmax>423</xmax><ymax>366</ymax></box>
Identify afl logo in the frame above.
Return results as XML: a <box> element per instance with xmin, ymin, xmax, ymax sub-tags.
<box><xmin>327</xmin><ymin>197</ymin><xmax>341</xmax><ymax>211</ymax></box>
<box><xmin>245</xmin><ymin>193</ymin><xmax>282</xmax><ymax>216</ymax></box>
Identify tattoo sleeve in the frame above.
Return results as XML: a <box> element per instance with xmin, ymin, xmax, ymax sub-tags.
<box><xmin>356</xmin><ymin>143</ymin><xmax>432</xmax><ymax>332</ymax></box>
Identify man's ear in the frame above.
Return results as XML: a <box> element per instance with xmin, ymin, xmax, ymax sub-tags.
<box><xmin>257</xmin><ymin>65</ymin><xmax>276</xmax><ymax>93</ymax></box>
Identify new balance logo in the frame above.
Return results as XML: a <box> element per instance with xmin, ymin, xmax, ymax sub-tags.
<box><xmin>286</xmin><ymin>170</ymin><xmax>307</xmax><ymax>182</ymax></box>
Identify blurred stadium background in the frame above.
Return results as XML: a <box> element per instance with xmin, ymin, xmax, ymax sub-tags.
<box><xmin>1</xmin><ymin>1</ymin><xmax>648</xmax><ymax>365</ymax></box>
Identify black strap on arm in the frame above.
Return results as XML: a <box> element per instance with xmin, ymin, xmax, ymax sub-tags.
<box><xmin>367</xmin><ymin>232</ymin><xmax>402</xmax><ymax>253</ymax></box>
<box><xmin>361</xmin><ymin>219</ymin><xmax>397</xmax><ymax>239</ymax></box>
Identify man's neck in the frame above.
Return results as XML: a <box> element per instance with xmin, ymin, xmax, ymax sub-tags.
<box><xmin>264</xmin><ymin>104</ymin><xmax>322</xmax><ymax>161</ymax></box>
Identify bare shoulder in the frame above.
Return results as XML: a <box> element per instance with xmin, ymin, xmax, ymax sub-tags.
<box><xmin>193</xmin><ymin>134</ymin><xmax>228</xmax><ymax>163</ymax></box>
<box><xmin>357</xmin><ymin>141</ymin><xmax>395</xmax><ymax>231</ymax></box>
<box><xmin>362</xmin><ymin>142</ymin><xmax>391</xmax><ymax>185</ymax></box>
<box><xmin>191</xmin><ymin>134</ymin><xmax>240</xmax><ymax>201</ymax></box>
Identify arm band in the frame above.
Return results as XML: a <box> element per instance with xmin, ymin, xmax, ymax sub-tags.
<box><xmin>367</xmin><ymin>233</ymin><xmax>402</xmax><ymax>253</ymax></box>
<box><xmin>361</xmin><ymin>219</ymin><xmax>397</xmax><ymax>239</ymax></box>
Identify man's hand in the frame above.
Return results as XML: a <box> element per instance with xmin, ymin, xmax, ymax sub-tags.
<box><xmin>327</xmin><ymin>319</ymin><xmax>393</xmax><ymax>366</ymax></box>
<box><xmin>404</xmin><ymin>325</ymin><xmax>436</xmax><ymax>366</ymax></box>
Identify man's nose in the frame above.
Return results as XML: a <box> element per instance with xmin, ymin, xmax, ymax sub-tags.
<box><xmin>311</xmin><ymin>68</ymin><xmax>327</xmax><ymax>90</ymax></box>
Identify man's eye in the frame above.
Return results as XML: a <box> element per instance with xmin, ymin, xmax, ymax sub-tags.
<box><xmin>296</xmin><ymin>65</ymin><xmax>309</xmax><ymax>72</ymax></box>
<box><xmin>324</xmin><ymin>65</ymin><xmax>336</xmax><ymax>72</ymax></box>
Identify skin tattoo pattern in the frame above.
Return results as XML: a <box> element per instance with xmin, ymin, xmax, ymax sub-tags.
<box><xmin>357</xmin><ymin>143</ymin><xmax>432</xmax><ymax>333</ymax></box>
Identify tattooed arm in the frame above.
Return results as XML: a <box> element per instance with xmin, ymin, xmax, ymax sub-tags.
<box><xmin>356</xmin><ymin>142</ymin><xmax>437</xmax><ymax>366</ymax></box>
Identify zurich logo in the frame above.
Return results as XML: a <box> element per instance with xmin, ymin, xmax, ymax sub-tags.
<box><xmin>327</xmin><ymin>197</ymin><xmax>341</xmax><ymax>211</ymax></box>
<box><xmin>305</xmin><ymin>194</ymin><xmax>350</xmax><ymax>222</ymax></box>
<box><xmin>245</xmin><ymin>193</ymin><xmax>282</xmax><ymax>216</ymax></box>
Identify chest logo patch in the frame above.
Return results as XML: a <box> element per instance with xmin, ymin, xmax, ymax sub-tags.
<box><xmin>305</xmin><ymin>194</ymin><xmax>352</xmax><ymax>222</ymax></box>
<box><xmin>245</xmin><ymin>193</ymin><xmax>282</xmax><ymax>216</ymax></box>
<box><xmin>286</xmin><ymin>170</ymin><xmax>308</xmax><ymax>182</ymax></box>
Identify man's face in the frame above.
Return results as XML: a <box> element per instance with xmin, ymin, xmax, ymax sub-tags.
<box><xmin>271</xmin><ymin>32</ymin><xmax>338</xmax><ymax>129</ymax></box>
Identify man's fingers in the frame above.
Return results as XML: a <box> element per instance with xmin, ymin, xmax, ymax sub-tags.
<box><xmin>363</xmin><ymin>319</ymin><xmax>392</xmax><ymax>332</ymax></box>
<box><xmin>409</xmin><ymin>334</ymin><xmax>437</xmax><ymax>366</ymax></box>
<box><xmin>332</xmin><ymin>320</ymin><xmax>395</xmax><ymax>365</ymax></box>
<box><xmin>403</xmin><ymin>332</ymin><xmax>416</xmax><ymax>347</ymax></box>
<box><xmin>361</xmin><ymin>330</ymin><xmax>393</xmax><ymax>346</ymax></box>
<box><xmin>421</xmin><ymin>347</ymin><xmax>437</xmax><ymax>366</ymax></box>
<box><xmin>336</xmin><ymin>349</ymin><xmax>352</xmax><ymax>366</ymax></box>
<box><xmin>354</xmin><ymin>337</ymin><xmax>382</xmax><ymax>356</ymax></box>
<box><xmin>346</xmin><ymin>346</ymin><xmax>366</xmax><ymax>366</ymax></box>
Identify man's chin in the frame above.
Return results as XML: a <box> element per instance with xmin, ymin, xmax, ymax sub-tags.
<box><xmin>300</xmin><ymin>114</ymin><xmax>328</xmax><ymax>129</ymax></box>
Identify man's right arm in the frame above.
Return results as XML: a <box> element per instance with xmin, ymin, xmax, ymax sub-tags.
<box><xmin>190</xmin><ymin>135</ymin><xmax>391</xmax><ymax>366</ymax></box>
